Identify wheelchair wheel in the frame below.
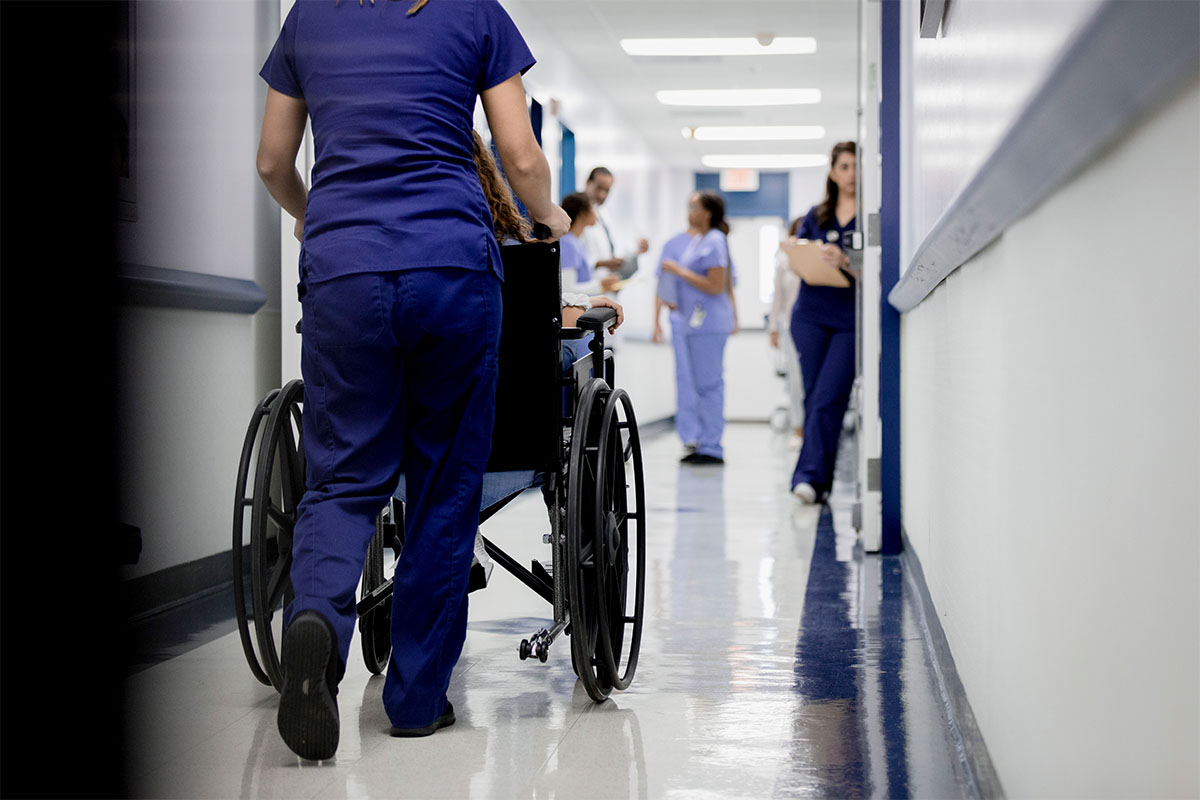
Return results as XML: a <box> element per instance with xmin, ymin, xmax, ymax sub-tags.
<box><xmin>359</xmin><ymin>505</ymin><xmax>395</xmax><ymax>676</ymax></box>
<box><xmin>232</xmin><ymin>387</ymin><xmax>281</xmax><ymax>686</ymax></box>
<box><xmin>593</xmin><ymin>388</ymin><xmax>646</xmax><ymax>692</ymax></box>
<box><xmin>248</xmin><ymin>379</ymin><xmax>306</xmax><ymax>690</ymax></box>
<box><xmin>567</xmin><ymin>378</ymin><xmax>615</xmax><ymax>702</ymax></box>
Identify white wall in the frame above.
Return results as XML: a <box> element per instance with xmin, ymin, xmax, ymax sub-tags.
<box><xmin>901</xmin><ymin>72</ymin><xmax>1200</xmax><ymax>798</ymax></box>
<box><xmin>899</xmin><ymin>0</ymin><xmax>1101</xmax><ymax>270</ymax></box>
<box><xmin>789</xmin><ymin>163</ymin><xmax>832</xmax><ymax>228</ymax></box>
<box><xmin>117</xmin><ymin>0</ymin><xmax>281</xmax><ymax>579</ymax></box>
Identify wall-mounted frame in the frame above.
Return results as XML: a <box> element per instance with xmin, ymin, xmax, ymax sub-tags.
<box><xmin>920</xmin><ymin>0</ymin><xmax>947</xmax><ymax>38</ymax></box>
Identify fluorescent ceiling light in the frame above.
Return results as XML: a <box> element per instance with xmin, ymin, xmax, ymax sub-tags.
<box><xmin>657</xmin><ymin>88</ymin><xmax>821</xmax><ymax>107</ymax></box>
<box><xmin>621</xmin><ymin>37</ymin><xmax>816</xmax><ymax>57</ymax></box>
<box><xmin>701</xmin><ymin>154</ymin><xmax>828</xmax><ymax>169</ymax></box>
<box><xmin>687</xmin><ymin>125</ymin><xmax>826</xmax><ymax>141</ymax></box>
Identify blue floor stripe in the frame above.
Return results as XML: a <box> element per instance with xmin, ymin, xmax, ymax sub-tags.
<box><xmin>791</xmin><ymin>507</ymin><xmax>917</xmax><ymax>799</ymax></box>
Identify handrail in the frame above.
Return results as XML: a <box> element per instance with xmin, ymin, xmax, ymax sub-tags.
<box><xmin>118</xmin><ymin>262</ymin><xmax>268</xmax><ymax>314</ymax></box>
<box><xmin>888</xmin><ymin>0</ymin><xmax>1199</xmax><ymax>313</ymax></box>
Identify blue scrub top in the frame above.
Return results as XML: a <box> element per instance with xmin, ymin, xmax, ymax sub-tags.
<box><xmin>669</xmin><ymin>229</ymin><xmax>734</xmax><ymax>336</ymax></box>
<box><xmin>559</xmin><ymin>232</ymin><xmax>590</xmax><ymax>284</ymax></box>
<box><xmin>260</xmin><ymin>0</ymin><xmax>535</xmax><ymax>285</ymax></box>
<box><xmin>655</xmin><ymin>231</ymin><xmax>692</xmax><ymax>308</ymax></box>
<box><xmin>793</xmin><ymin>205</ymin><xmax>856</xmax><ymax>330</ymax></box>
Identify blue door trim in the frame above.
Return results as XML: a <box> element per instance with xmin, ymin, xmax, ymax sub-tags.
<box><xmin>880</xmin><ymin>0</ymin><xmax>902</xmax><ymax>554</ymax></box>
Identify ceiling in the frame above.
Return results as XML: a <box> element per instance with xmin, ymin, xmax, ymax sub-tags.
<box><xmin>506</xmin><ymin>0</ymin><xmax>863</xmax><ymax>170</ymax></box>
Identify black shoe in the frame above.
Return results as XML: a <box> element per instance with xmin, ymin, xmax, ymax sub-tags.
<box><xmin>390</xmin><ymin>701</ymin><xmax>456</xmax><ymax>738</ymax></box>
<box><xmin>277</xmin><ymin>610</ymin><xmax>341</xmax><ymax>761</ymax></box>
<box><xmin>683</xmin><ymin>453</ymin><xmax>724</xmax><ymax>465</ymax></box>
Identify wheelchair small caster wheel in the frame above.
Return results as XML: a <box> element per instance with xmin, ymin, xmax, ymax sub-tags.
<box><xmin>538</xmin><ymin>647</ymin><xmax>548</xmax><ymax>663</ymax></box>
<box><xmin>519</xmin><ymin>640</ymin><xmax>531</xmax><ymax>660</ymax></box>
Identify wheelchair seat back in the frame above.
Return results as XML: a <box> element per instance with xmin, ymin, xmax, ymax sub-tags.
<box><xmin>486</xmin><ymin>242</ymin><xmax>564</xmax><ymax>473</ymax></box>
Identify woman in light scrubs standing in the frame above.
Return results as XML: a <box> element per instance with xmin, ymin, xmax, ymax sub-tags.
<box><xmin>660</xmin><ymin>190</ymin><xmax>735</xmax><ymax>465</ymax></box>
<box><xmin>256</xmin><ymin>0</ymin><xmax>569</xmax><ymax>758</ymax></box>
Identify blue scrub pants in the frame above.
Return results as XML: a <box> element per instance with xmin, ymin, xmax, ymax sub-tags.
<box><xmin>288</xmin><ymin>267</ymin><xmax>501</xmax><ymax>729</ymax></box>
<box><xmin>790</xmin><ymin>316</ymin><xmax>855</xmax><ymax>495</ymax></box>
<box><xmin>672</xmin><ymin>325</ymin><xmax>728</xmax><ymax>459</ymax></box>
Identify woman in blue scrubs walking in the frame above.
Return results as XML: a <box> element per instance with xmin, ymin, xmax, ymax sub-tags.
<box><xmin>659</xmin><ymin>191</ymin><xmax>735</xmax><ymax>465</ymax></box>
<box><xmin>790</xmin><ymin>141</ymin><xmax>859</xmax><ymax>504</ymax></box>
<box><xmin>255</xmin><ymin>0</ymin><xmax>569</xmax><ymax>759</ymax></box>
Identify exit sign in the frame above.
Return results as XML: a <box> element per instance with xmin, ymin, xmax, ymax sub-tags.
<box><xmin>719</xmin><ymin>168</ymin><xmax>760</xmax><ymax>193</ymax></box>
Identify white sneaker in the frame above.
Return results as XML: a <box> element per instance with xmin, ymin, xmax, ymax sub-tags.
<box><xmin>792</xmin><ymin>482</ymin><xmax>817</xmax><ymax>504</ymax></box>
<box><xmin>469</xmin><ymin>528</ymin><xmax>494</xmax><ymax>592</ymax></box>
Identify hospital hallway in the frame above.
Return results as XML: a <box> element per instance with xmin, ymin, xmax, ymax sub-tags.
<box><xmin>123</xmin><ymin>423</ymin><xmax>965</xmax><ymax>799</ymax></box>
<box><xmin>3</xmin><ymin>1</ymin><xmax>1197</xmax><ymax>796</ymax></box>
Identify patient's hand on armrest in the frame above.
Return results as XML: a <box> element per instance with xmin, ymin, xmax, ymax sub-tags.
<box><xmin>562</xmin><ymin>295</ymin><xmax>624</xmax><ymax>333</ymax></box>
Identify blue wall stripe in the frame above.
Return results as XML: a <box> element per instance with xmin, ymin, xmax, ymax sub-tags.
<box><xmin>560</xmin><ymin>123</ymin><xmax>576</xmax><ymax>201</ymax></box>
<box><xmin>880</xmin><ymin>0</ymin><xmax>903</xmax><ymax>555</ymax></box>
<box><xmin>694</xmin><ymin>172</ymin><xmax>790</xmax><ymax>219</ymax></box>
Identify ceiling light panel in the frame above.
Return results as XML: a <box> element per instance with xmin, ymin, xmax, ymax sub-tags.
<box><xmin>701</xmin><ymin>154</ymin><xmax>828</xmax><ymax>169</ymax></box>
<box><xmin>621</xmin><ymin>37</ymin><xmax>817</xmax><ymax>57</ymax></box>
<box><xmin>689</xmin><ymin>125</ymin><xmax>826</xmax><ymax>141</ymax></box>
<box><xmin>657</xmin><ymin>89</ymin><xmax>822</xmax><ymax>107</ymax></box>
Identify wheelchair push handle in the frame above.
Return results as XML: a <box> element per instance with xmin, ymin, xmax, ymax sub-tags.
<box><xmin>532</xmin><ymin>222</ymin><xmax>552</xmax><ymax>241</ymax></box>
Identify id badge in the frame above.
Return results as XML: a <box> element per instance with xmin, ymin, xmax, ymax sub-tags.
<box><xmin>689</xmin><ymin>304</ymin><xmax>707</xmax><ymax>329</ymax></box>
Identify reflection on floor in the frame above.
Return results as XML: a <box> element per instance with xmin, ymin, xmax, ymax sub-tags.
<box><xmin>125</xmin><ymin>423</ymin><xmax>965</xmax><ymax>799</ymax></box>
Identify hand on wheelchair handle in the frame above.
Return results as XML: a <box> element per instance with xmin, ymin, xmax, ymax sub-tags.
<box><xmin>531</xmin><ymin>205</ymin><xmax>570</xmax><ymax>242</ymax></box>
<box><xmin>579</xmin><ymin>297</ymin><xmax>623</xmax><ymax>334</ymax></box>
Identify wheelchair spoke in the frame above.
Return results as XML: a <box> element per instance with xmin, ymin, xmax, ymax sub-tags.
<box><xmin>266</xmin><ymin>552</ymin><xmax>292</xmax><ymax>611</ymax></box>
<box><xmin>266</xmin><ymin>502</ymin><xmax>293</xmax><ymax>533</ymax></box>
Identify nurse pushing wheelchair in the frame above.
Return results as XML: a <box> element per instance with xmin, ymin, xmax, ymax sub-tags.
<box><xmin>231</xmin><ymin>240</ymin><xmax>647</xmax><ymax>744</ymax></box>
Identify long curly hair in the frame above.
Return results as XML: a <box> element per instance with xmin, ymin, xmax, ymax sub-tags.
<box><xmin>472</xmin><ymin>130</ymin><xmax>532</xmax><ymax>243</ymax></box>
<box><xmin>816</xmin><ymin>140</ymin><xmax>858</xmax><ymax>230</ymax></box>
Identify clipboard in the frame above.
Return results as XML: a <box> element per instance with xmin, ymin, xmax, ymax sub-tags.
<box><xmin>780</xmin><ymin>238</ymin><xmax>851</xmax><ymax>288</ymax></box>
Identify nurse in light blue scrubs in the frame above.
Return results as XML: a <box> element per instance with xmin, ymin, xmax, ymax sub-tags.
<box><xmin>659</xmin><ymin>191</ymin><xmax>735</xmax><ymax>465</ymax></box>
<box><xmin>256</xmin><ymin>0</ymin><xmax>570</xmax><ymax>759</ymax></box>
<box><xmin>653</xmin><ymin>226</ymin><xmax>698</xmax><ymax>447</ymax></box>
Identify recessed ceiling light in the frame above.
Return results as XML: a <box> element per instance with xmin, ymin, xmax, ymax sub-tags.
<box><xmin>657</xmin><ymin>89</ymin><xmax>821</xmax><ymax>107</ymax></box>
<box><xmin>687</xmin><ymin>125</ymin><xmax>826</xmax><ymax>141</ymax></box>
<box><xmin>701</xmin><ymin>154</ymin><xmax>828</xmax><ymax>169</ymax></box>
<box><xmin>621</xmin><ymin>37</ymin><xmax>817</xmax><ymax>57</ymax></box>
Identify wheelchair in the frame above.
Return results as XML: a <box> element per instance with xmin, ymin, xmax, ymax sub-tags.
<box><xmin>232</xmin><ymin>241</ymin><xmax>646</xmax><ymax>703</ymax></box>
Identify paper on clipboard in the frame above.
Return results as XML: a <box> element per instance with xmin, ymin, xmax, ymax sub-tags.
<box><xmin>780</xmin><ymin>238</ymin><xmax>851</xmax><ymax>288</ymax></box>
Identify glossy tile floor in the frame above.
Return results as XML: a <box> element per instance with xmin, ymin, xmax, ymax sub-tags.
<box><xmin>125</xmin><ymin>424</ymin><xmax>965</xmax><ymax>799</ymax></box>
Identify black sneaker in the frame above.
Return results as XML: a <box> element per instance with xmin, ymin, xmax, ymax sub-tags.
<box><xmin>277</xmin><ymin>610</ymin><xmax>341</xmax><ymax>761</ymax></box>
<box><xmin>390</xmin><ymin>701</ymin><xmax>456</xmax><ymax>738</ymax></box>
<box><xmin>683</xmin><ymin>453</ymin><xmax>724</xmax><ymax>466</ymax></box>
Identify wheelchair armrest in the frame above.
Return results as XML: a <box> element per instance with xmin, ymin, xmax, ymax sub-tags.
<box><xmin>560</xmin><ymin>327</ymin><xmax>587</xmax><ymax>341</ymax></box>
<box><xmin>577</xmin><ymin>307</ymin><xmax>616</xmax><ymax>332</ymax></box>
